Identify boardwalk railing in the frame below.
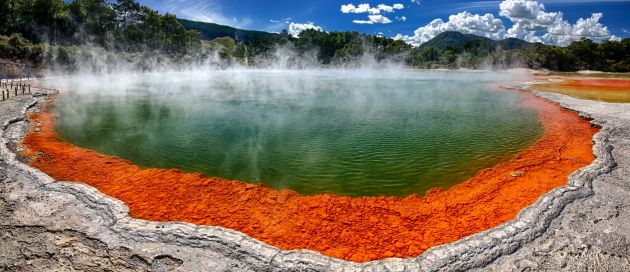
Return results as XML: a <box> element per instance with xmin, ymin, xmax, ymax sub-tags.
<box><xmin>1</xmin><ymin>78</ymin><xmax>57</xmax><ymax>102</ymax></box>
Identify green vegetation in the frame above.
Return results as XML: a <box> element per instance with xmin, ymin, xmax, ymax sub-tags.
<box><xmin>0</xmin><ymin>33</ymin><xmax>44</xmax><ymax>62</ymax></box>
<box><xmin>524</xmin><ymin>38</ymin><xmax>630</xmax><ymax>72</ymax></box>
<box><xmin>0</xmin><ymin>0</ymin><xmax>628</xmax><ymax>72</ymax></box>
<box><xmin>293</xmin><ymin>29</ymin><xmax>410</xmax><ymax>64</ymax></box>
<box><xmin>1</xmin><ymin>0</ymin><xmax>201</xmax><ymax>53</ymax></box>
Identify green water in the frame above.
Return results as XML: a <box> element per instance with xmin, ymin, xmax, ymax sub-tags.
<box><xmin>46</xmin><ymin>70</ymin><xmax>542</xmax><ymax>197</ymax></box>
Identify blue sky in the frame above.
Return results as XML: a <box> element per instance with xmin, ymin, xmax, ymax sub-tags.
<box><xmin>136</xmin><ymin>0</ymin><xmax>630</xmax><ymax>45</ymax></box>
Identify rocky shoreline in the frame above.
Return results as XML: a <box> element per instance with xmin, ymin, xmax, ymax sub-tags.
<box><xmin>1</xmin><ymin>89</ymin><xmax>629</xmax><ymax>271</ymax></box>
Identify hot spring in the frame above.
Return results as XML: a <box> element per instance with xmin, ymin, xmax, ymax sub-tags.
<box><xmin>42</xmin><ymin>69</ymin><xmax>542</xmax><ymax>197</ymax></box>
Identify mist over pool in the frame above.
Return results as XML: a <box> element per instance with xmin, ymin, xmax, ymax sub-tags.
<box><xmin>42</xmin><ymin>69</ymin><xmax>542</xmax><ymax>196</ymax></box>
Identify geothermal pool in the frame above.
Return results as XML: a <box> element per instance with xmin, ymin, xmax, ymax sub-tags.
<box><xmin>29</xmin><ymin>69</ymin><xmax>597</xmax><ymax>262</ymax></box>
<box><xmin>44</xmin><ymin>70</ymin><xmax>542</xmax><ymax>197</ymax></box>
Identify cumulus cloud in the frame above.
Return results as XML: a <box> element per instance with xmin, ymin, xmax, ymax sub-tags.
<box><xmin>353</xmin><ymin>15</ymin><xmax>393</xmax><ymax>25</ymax></box>
<box><xmin>395</xmin><ymin>0</ymin><xmax>618</xmax><ymax>47</ymax></box>
<box><xmin>288</xmin><ymin>22</ymin><xmax>323</xmax><ymax>37</ymax></box>
<box><xmin>500</xmin><ymin>0</ymin><xmax>615</xmax><ymax>46</ymax></box>
<box><xmin>341</xmin><ymin>3</ymin><xmax>405</xmax><ymax>14</ymax></box>
<box><xmin>377</xmin><ymin>3</ymin><xmax>405</xmax><ymax>13</ymax></box>
<box><xmin>341</xmin><ymin>3</ymin><xmax>381</xmax><ymax>14</ymax></box>
<box><xmin>377</xmin><ymin>4</ymin><xmax>395</xmax><ymax>13</ymax></box>
<box><xmin>538</xmin><ymin>13</ymin><xmax>615</xmax><ymax>45</ymax></box>
<box><xmin>369</xmin><ymin>14</ymin><xmax>393</xmax><ymax>24</ymax></box>
<box><xmin>394</xmin><ymin>12</ymin><xmax>506</xmax><ymax>46</ymax></box>
<box><xmin>342</xmin><ymin>3</ymin><xmax>405</xmax><ymax>24</ymax></box>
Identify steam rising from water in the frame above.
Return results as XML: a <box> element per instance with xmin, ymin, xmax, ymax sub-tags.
<box><xmin>41</xmin><ymin>69</ymin><xmax>541</xmax><ymax>196</ymax></box>
<box><xmin>44</xmin><ymin>43</ymin><xmax>412</xmax><ymax>75</ymax></box>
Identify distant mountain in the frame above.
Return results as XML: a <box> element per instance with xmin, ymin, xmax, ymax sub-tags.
<box><xmin>497</xmin><ymin>37</ymin><xmax>536</xmax><ymax>50</ymax></box>
<box><xmin>178</xmin><ymin>19</ymin><xmax>282</xmax><ymax>43</ymax></box>
<box><xmin>420</xmin><ymin>31</ymin><xmax>534</xmax><ymax>51</ymax></box>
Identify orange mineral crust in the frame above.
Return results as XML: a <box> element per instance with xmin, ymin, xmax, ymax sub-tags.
<box><xmin>530</xmin><ymin>78</ymin><xmax>630</xmax><ymax>103</ymax></box>
<box><xmin>560</xmin><ymin>78</ymin><xmax>630</xmax><ymax>89</ymax></box>
<box><xmin>23</xmin><ymin>91</ymin><xmax>597</xmax><ymax>262</ymax></box>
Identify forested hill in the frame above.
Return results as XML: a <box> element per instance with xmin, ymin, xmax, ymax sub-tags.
<box><xmin>178</xmin><ymin>19</ymin><xmax>281</xmax><ymax>43</ymax></box>
<box><xmin>420</xmin><ymin>31</ymin><xmax>534</xmax><ymax>51</ymax></box>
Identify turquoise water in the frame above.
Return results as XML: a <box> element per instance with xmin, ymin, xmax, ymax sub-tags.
<box><xmin>45</xmin><ymin>70</ymin><xmax>542</xmax><ymax>197</ymax></box>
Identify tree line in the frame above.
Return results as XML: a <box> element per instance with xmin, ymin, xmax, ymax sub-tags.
<box><xmin>0</xmin><ymin>0</ymin><xmax>628</xmax><ymax>72</ymax></box>
<box><xmin>523</xmin><ymin>39</ymin><xmax>630</xmax><ymax>72</ymax></box>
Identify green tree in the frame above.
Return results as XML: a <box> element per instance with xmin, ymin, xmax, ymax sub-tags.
<box><xmin>567</xmin><ymin>38</ymin><xmax>598</xmax><ymax>70</ymax></box>
<box><xmin>68</xmin><ymin>0</ymin><xmax>116</xmax><ymax>46</ymax></box>
<box><xmin>112</xmin><ymin>0</ymin><xmax>141</xmax><ymax>28</ymax></box>
<box><xmin>32</xmin><ymin>0</ymin><xmax>70</xmax><ymax>42</ymax></box>
<box><xmin>421</xmin><ymin>47</ymin><xmax>439</xmax><ymax>62</ymax></box>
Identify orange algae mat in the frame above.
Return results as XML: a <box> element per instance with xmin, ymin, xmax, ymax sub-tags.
<box><xmin>531</xmin><ymin>78</ymin><xmax>630</xmax><ymax>103</ymax></box>
<box><xmin>22</xmin><ymin>90</ymin><xmax>597</xmax><ymax>262</ymax></box>
<box><xmin>560</xmin><ymin>78</ymin><xmax>630</xmax><ymax>90</ymax></box>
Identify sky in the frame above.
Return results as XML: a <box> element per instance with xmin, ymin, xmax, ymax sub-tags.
<box><xmin>137</xmin><ymin>0</ymin><xmax>630</xmax><ymax>46</ymax></box>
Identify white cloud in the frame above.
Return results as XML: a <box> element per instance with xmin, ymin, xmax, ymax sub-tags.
<box><xmin>569</xmin><ymin>13</ymin><xmax>609</xmax><ymax>38</ymax></box>
<box><xmin>538</xmin><ymin>13</ymin><xmax>615</xmax><ymax>45</ymax></box>
<box><xmin>342</xmin><ymin>3</ymin><xmax>404</xmax><ymax>24</ymax></box>
<box><xmin>341</xmin><ymin>3</ymin><xmax>381</xmax><ymax>14</ymax></box>
<box><xmin>341</xmin><ymin>3</ymin><xmax>405</xmax><ymax>14</ymax></box>
<box><xmin>396</xmin><ymin>0</ymin><xmax>618</xmax><ymax>47</ymax></box>
<box><xmin>397</xmin><ymin>16</ymin><xmax>407</xmax><ymax>22</ymax></box>
<box><xmin>500</xmin><ymin>0</ymin><xmax>616</xmax><ymax>46</ymax></box>
<box><xmin>353</xmin><ymin>15</ymin><xmax>393</xmax><ymax>24</ymax></box>
<box><xmin>499</xmin><ymin>0</ymin><xmax>546</xmax><ymax>21</ymax></box>
<box><xmin>376</xmin><ymin>3</ymin><xmax>405</xmax><ymax>12</ymax></box>
<box><xmin>288</xmin><ymin>22</ymin><xmax>323</xmax><ymax>37</ymax></box>
<box><xmin>377</xmin><ymin>4</ymin><xmax>395</xmax><ymax>13</ymax></box>
<box><xmin>353</xmin><ymin>20</ymin><xmax>374</xmax><ymax>24</ymax></box>
<box><xmin>500</xmin><ymin>0</ymin><xmax>563</xmax><ymax>34</ymax></box>
<box><xmin>410</xmin><ymin>0</ymin><xmax>422</xmax><ymax>4</ymax></box>
<box><xmin>369</xmin><ymin>14</ymin><xmax>393</xmax><ymax>24</ymax></box>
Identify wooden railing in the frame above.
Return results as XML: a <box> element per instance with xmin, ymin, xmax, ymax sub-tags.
<box><xmin>1</xmin><ymin>78</ymin><xmax>60</xmax><ymax>102</ymax></box>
